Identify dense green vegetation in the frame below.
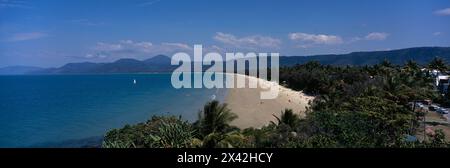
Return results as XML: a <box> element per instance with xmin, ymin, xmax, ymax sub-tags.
<box><xmin>103</xmin><ymin>59</ymin><xmax>450</xmax><ymax>148</ymax></box>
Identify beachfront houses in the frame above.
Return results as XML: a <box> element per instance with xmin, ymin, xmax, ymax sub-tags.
<box><xmin>437</xmin><ymin>74</ymin><xmax>450</xmax><ymax>94</ymax></box>
<box><xmin>423</xmin><ymin>68</ymin><xmax>450</xmax><ymax>94</ymax></box>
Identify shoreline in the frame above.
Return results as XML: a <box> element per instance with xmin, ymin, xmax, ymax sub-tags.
<box><xmin>225</xmin><ymin>74</ymin><xmax>314</xmax><ymax>129</ymax></box>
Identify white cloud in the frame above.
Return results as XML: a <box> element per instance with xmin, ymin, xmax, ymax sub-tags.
<box><xmin>348</xmin><ymin>32</ymin><xmax>389</xmax><ymax>43</ymax></box>
<box><xmin>434</xmin><ymin>8</ymin><xmax>450</xmax><ymax>16</ymax></box>
<box><xmin>433</xmin><ymin>32</ymin><xmax>442</xmax><ymax>36</ymax></box>
<box><xmin>85</xmin><ymin>53</ymin><xmax>107</xmax><ymax>59</ymax></box>
<box><xmin>288</xmin><ymin>32</ymin><xmax>343</xmax><ymax>45</ymax></box>
<box><xmin>138</xmin><ymin>0</ymin><xmax>161</xmax><ymax>7</ymax></box>
<box><xmin>8</xmin><ymin>32</ymin><xmax>47</xmax><ymax>42</ymax></box>
<box><xmin>69</xmin><ymin>19</ymin><xmax>104</xmax><ymax>26</ymax></box>
<box><xmin>294</xmin><ymin>44</ymin><xmax>314</xmax><ymax>49</ymax></box>
<box><xmin>213</xmin><ymin>32</ymin><xmax>281</xmax><ymax>49</ymax></box>
<box><xmin>288</xmin><ymin>32</ymin><xmax>388</xmax><ymax>47</ymax></box>
<box><xmin>87</xmin><ymin>40</ymin><xmax>192</xmax><ymax>59</ymax></box>
<box><xmin>208</xmin><ymin>45</ymin><xmax>224</xmax><ymax>53</ymax></box>
<box><xmin>161</xmin><ymin>42</ymin><xmax>192</xmax><ymax>50</ymax></box>
<box><xmin>349</xmin><ymin>37</ymin><xmax>362</xmax><ymax>43</ymax></box>
<box><xmin>94</xmin><ymin>42</ymin><xmax>128</xmax><ymax>52</ymax></box>
<box><xmin>365</xmin><ymin>32</ymin><xmax>389</xmax><ymax>41</ymax></box>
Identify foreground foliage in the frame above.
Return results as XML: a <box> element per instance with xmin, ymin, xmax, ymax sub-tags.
<box><xmin>104</xmin><ymin>60</ymin><xmax>450</xmax><ymax>148</ymax></box>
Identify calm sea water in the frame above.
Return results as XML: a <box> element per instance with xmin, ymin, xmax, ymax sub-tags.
<box><xmin>0</xmin><ymin>74</ymin><xmax>227</xmax><ymax>147</ymax></box>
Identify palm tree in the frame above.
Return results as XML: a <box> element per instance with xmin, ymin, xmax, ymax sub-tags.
<box><xmin>272</xmin><ymin>109</ymin><xmax>300</xmax><ymax>128</ymax></box>
<box><xmin>428</xmin><ymin>57</ymin><xmax>447</xmax><ymax>72</ymax></box>
<box><xmin>381</xmin><ymin>59</ymin><xmax>394</xmax><ymax>68</ymax></box>
<box><xmin>382</xmin><ymin>74</ymin><xmax>405</xmax><ymax>102</ymax></box>
<box><xmin>377</xmin><ymin>59</ymin><xmax>397</xmax><ymax>76</ymax></box>
<box><xmin>197</xmin><ymin>100</ymin><xmax>237</xmax><ymax>137</ymax></box>
<box><xmin>202</xmin><ymin>131</ymin><xmax>248</xmax><ymax>148</ymax></box>
<box><xmin>404</xmin><ymin>60</ymin><xmax>420</xmax><ymax>73</ymax></box>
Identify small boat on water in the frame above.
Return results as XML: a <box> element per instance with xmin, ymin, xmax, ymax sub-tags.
<box><xmin>133</xmin><ymin>79</ymin><xmax>137</xmax><ymax>84</ymax></box>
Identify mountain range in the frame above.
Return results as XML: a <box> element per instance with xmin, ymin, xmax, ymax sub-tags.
<box><xmin>280</xmin><ymin>46</ymin><xmax>450</xmax><ymax>66</ymax></box>
<box><xmin>1</xmin><ymin>47</ymin><xmax>450</xmax><ymax>75</ymax></box>
<box><xmin>32</xmin><ymin>55</ymin><xmax>176</xmax><ymax>74</ymax></box>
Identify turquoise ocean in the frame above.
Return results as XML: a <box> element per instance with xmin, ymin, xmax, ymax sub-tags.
<box><xmin>0</xmin><ymin>74</ymin><xmax>227</xmax><ymax>147</ymax></box>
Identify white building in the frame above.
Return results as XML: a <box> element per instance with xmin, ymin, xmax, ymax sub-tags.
<box><xmin>422</xmin><ymin>68</ymin><xmax>450</xmax><ymax>94</ymax></box>
<box><xmin>436</xmin><ymin>74</ymin><xmax>449</xmax><ymax>86</ymax></box>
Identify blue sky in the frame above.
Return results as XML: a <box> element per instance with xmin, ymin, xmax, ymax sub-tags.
<box><xmin>1</xmin><ymin>0</ymin><xmax>450</xmax><ymax>67</ymax></box>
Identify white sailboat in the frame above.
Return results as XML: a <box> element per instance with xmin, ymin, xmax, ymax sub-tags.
<box><xmin>133</xmin><ymin>79</ymin><xmax>137</xmax><ymax>84</ymax></box>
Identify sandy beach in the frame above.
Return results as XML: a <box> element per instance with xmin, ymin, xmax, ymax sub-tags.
<box><xmin>225</xmin><ymin>74</ymin><xmax>314</xmax><ymax>129</ymax></box>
